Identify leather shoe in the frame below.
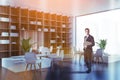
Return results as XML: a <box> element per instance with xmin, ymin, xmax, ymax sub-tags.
<box><xmin>86</xmin><ymin>69</ymin><xmax>91</xmax><ymax>73</ymax></box>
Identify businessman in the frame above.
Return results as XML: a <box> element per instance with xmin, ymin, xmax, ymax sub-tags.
<box><xmin>83</xmin><ymin>28</ymin><xmax>95</xmax><ymax>73</ymax></box>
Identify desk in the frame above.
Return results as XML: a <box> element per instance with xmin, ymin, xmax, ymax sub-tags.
<box><xmin>37</xmin><ymin>54</ymin><xmax>62</xmax><ymax>60</ymax></box>
<box><xmin>2</xmin><ymin>55</ymin><xmax>51</xmax><ymax>73</ymax></box>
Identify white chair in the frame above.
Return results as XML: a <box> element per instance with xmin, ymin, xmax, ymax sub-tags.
<box><xmin>25</xmin><ymin>52</ymin><xmax>42</xmax><ymax>71</ymax></box>
<box><xmin>72</xmin><ymin>47</ymin><xmax>84</xmax><ymax>63</ymax></box>
<box><xmin>60</xmin><ymin>50</ymin><xmax>64</xmax><ymax>60</ymax></box>
<box><xmin>42</xmin><ymin>47</ymin><xmax>50</xmax><ymax>55</ymax></box>
<box><xmin>38</xmin><ymin>46</ymin><xmax>50</xmax><ymax>56</ymax></box>
<box><xmin>49</xmin><ymin>46</ymin><xmax>53</xmax><ymax>53</ymax></box>
<box><xmin>38</xmin><ymin>46</ymin><xmax>44</xmax><ymax>54</ymax></box>
<box><xmin>56</xmin><ymin>46</ymin><xmax>61</xmax><ymax>56</ymax></box>
<box><xmin>93</xmin><ymin>49</ymin><xmax>104</xmax><ymax>63</ymax></box>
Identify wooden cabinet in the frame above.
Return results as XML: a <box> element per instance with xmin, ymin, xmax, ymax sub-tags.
<box><xmin>0</xmin><ymin>5</ymin><xmax>72</xmax><ymax>58</ymax></box>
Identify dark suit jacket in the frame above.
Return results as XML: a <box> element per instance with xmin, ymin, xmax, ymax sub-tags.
<box><xmin>84</xmin><ymin>35</ymin><xmax>95</xmax><ymax>50</ymax></box>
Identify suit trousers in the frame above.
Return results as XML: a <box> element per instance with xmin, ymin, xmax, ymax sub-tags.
<box><xmin>84</xmin><ymin>49</ymin><xmax>92</xmax><ymax>70</ymax></box>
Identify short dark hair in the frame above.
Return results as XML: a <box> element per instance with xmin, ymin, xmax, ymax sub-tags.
<box><xmin>85</xmin><ymin>28</ymin><xmax>90</xmax><ymax>32</ymax></box>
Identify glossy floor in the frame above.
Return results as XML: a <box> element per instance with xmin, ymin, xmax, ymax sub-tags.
<box><xmin>1</xmin><ymin>60</ymin><xmax>120</xmax><ymax>80</ymax></box>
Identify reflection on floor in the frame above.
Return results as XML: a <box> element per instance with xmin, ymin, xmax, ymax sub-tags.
<box><xmin>1</xmin><ymin>59</ymin><xmax>120</xmax><ymax>80</ymax></box>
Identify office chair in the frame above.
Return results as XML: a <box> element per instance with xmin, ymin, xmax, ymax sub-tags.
<box><xmin>93</xmin><ymin>49</ymin><xmax>104</xmax><ymax>63</ymax></box>
<box><xmin>25</xmin><ymin>52</ymin><xmax>42</xmax><ymax>71</ymax></box>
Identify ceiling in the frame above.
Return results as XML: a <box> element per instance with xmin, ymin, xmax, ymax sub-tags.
<box><xmin>1</xmin><ymin>0</ymin><xmax>120</xmax><ymax>16</ymax></box>
<box><xmin>72</xmin><ymin>0</ymin><xmax>120</xmax><ymax>16</ymax></box>
<box><xmin>44</xmin><ymin>0</ymin><xmax>120</xmax><ymax>16</ymax></box>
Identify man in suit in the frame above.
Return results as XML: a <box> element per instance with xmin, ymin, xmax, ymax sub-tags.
<box><xmin>83</xmin><ymin>28</ymin><xmax>95</xmax><ymax>73</ymax></box>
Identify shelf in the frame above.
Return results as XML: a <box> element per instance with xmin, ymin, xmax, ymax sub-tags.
<box><xmin>37</xmin><ymin>12</ymin><xmax>43</xmax><ymax>19</ymax></box>
<box><xmin>0</xmin><ymin>5</ymin><xmax>10</xmax><ymax>15</ymax></box>
<box><xmin>10</xmin><ymin>16</ymin><xmax>19</xmax><ymax>23</ymax></box>
<box><xmin>51</xmin><ymin>14</ymin><xmax>56</xmax><ymax>21</ymax></box>
<box><xmin>10</xmin><ymin>24</ymin><xmax>19</xmax><ymax>30</ymax></box>
<box><xmin>29</xmin><ymin>10</ymin><xmax>36</xmax><ymax>18</ymax></box>
<box><xmin>37</xmin><ymin>25</ymin><xmax>43</xmax><ymax>29</ymax></box>
<box><xmin>50</xmin><ymin>21</ymin><xmax>56</xmax><ymax>27</ymax></box>
<box><xmin>0</xmin><ymin>50</ymin><xmax>9</xmax><ymax>53</ymax></box>
<box><xmin>11</xmin><ymin>50</ymin><xmax>19</xmax><ymax>52</ymax></box>
<box><xmin>0</xmin><ymin>5</ymin><xmax>72</xmax><ymax>57</ymax></box>
<box><xmin>11</xmin><ymin>7</ymin><xmax>20</xmax><ymax>16</ymax></box>
<box><xmin>20</xmin><ymin>8</ymin><xmax>28</xmax><ymax>17</ymax></box>
<box><xmin>29</xmin><ymin>25</ymin><xmax>37</xmax><ymax>30</ymax></box>
<box><xmin>20</xmin><ymin>24</ymin><xmax>29</xmax><ymax>30</ymax></box>
<box><xmin>0</xmin><ymin>17</ymin><xmax>9</xmax><ymax>22</ymax></box>
<box><xmin>0</xmin><ymin>26</ymin><xmax>9</xmax><ymax>30</ymax></box>
<box><xmin>57</xmin><ymin>15</ymin><xmax>61</xmax><ymax>21</ymax></box>
<box><xmin>36</xmin><ymin>20</ymin><xmax>43</xmax><ymax>25</ymax></box>
<box><xmin>21</xmin><ymin>17</ymin><xmax>28</xmax><ymax>24</ymax></box>
<box><xmin>44</xmin><ymin>13</ymin><xmax>50</xmax><ymax>20</ymax></box>
<box><xmin>0</xmin><ymin>12</ymin><xmax>9</xmax><ymax>16</ymax></box>
<box><xmin>44</xmin><ymin>20</ymin><xmax>50</xmax><ymax>26</ymax></box>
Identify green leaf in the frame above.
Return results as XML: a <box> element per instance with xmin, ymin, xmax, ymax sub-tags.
<box><xmin>21</xmin><ymin>37</ymin><xmax>36</xmax><ymax>53</ymax></box>
<box><xmin>96</xmin><ymin>39</ymin><xmax>107</xmax><ymax>50</ymax></box>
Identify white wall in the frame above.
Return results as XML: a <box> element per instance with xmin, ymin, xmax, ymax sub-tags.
<box><xmin>76</xmin><ymin>9</ymin><xmax>120</xmax><ymax>55</ymax></box>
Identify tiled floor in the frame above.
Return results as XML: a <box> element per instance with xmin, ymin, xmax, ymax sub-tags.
<box><xmin>1</xmin><ymin>58</ymin><xmax>120</xmax><ymax>80</ymax></box>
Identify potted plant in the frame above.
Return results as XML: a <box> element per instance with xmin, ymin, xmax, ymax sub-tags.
<box><xmin>21</xmin><ymin>37</ymin><xmax>36</xmax><ymax>54</ymax></box>
<box><xmin>96</xmin><ymin>39</ymin><xmax>107</xmax><ymax>50</ymax></box>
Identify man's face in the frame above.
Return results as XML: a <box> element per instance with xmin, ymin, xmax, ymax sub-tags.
<box><xmin>85</xmin><ymin>30</ymin><xmax>89</xmax><ymax>35</ymax></box>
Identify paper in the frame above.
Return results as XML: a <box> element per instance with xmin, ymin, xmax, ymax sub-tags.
<box><xmin>84</xmin><ymin>41</ymin><xmax>92</xmax><ymax>48</ymax></box>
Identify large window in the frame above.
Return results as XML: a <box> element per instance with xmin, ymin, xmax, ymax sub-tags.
<box><xmin>76</xmin><ymin>9</ymin><xmax>120</xmax><ymax>55</ymax></box>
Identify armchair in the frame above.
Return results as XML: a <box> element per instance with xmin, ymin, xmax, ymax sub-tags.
<box><xmin>25</xmin><ymin>52</ymin><xmax>42</xmax><ymax>71</ymax></box>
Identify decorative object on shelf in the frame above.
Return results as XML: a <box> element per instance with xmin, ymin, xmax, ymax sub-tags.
<box><xmin>50</xmin><ymin>29</ymin><xmax>55</xmax><ymax>32</ymax></box>
<box><xmin>37</xmin><ymin>21</ymin><xmax>42</xmax><ymax>25</ymax></box>
<box><xmin>44</xmin><ymin>28</ymin><xmax>48</xmax><ymax>32</ymax></box>
<box><xmin>21</xmin><ymin>27</ymin><xmax>25</xmax><ymax>30</ymax></box>
<box><xmin>62</xmin><ymin>24</ymin><xmax>66</xmax><ymax>27</ymax></box>
<box><xmin>62</xmin><ymin>40</ymin><xmax>65</xmax><ymax>43</ymax></box>
<box><xmin>0</xmin><ymin>40</ymin><xmax>10</xmax><ymax>44</ymax></box>
<box><xmin>0</xmin><ymin>17</ymin><xmax>10</xmax><ymax>22</ymax></box>
<box><xmin>50</xmin><ymin>40</ymin><xmax>56</xmax><ymax>43</ymax></box>
<box><xmin>1</xmin><ymin>32</ymin><xmax>9</xmax><ymax>36</ymax></box>
<box><xmin>38</xmin><ymin>28</ymin><xmax>41</xmax><ymax>31</ymax></box>
<box><xmin>30</xmin><ymin>21</ymin><xmax>36</xmax><ymax>24</ymax></box>
<box><xmin>10</xmin><ymin>33</ymin><xmax>19</xmax><ymax>37</ymax></box>
<box><xmin>21</xmin><ymin>37</ymin><xmax>36</xmax><ymax>53</ymax></box>
<box><xmin>11</xmin><ymin>42</ymin><xmax>16</xmax><ymax>44</ymax></box>
<box><xmin>56</xmin><ymin>35</ymin><xmax>60</xmax><ymax>38</ymax></box>
<box><xmin>10</xmin><ymin>25</ymin><xmax>16</xmax><ymax>30</ymax></box>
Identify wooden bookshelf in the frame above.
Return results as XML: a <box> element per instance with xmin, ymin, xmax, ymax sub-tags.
<box><xmin>0</xmin><ymin>5</ymin><xmax>72</xmax><ymax>58</ymax></box>
<box><xmin>0</xmin><ymin>5</ymin><xmax>10</xmax><ymax>58</ymax></box>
